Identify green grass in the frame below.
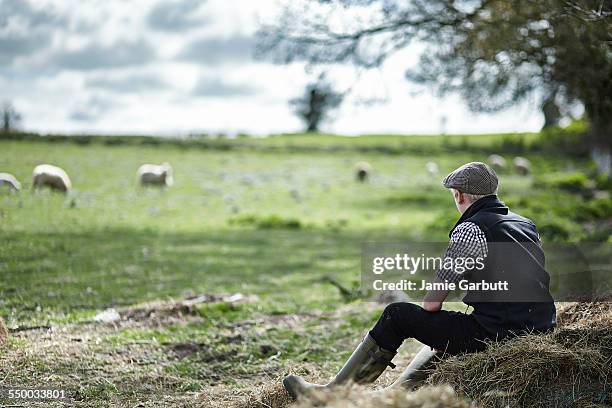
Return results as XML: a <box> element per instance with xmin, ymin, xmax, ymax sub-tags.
<box><xmin>0</xmin><ymin>133</ymin><xmax>608</xmax><ymax>406</ymax></box>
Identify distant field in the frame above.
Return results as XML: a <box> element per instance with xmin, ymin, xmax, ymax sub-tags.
<box><xmin>0</xmin><ymin>134</ymin><xmax>607</xmax><ymax>406</ymax></box>
<box><xmin>0</xmin><ymin>130</ymin><xmax>544</xmax><ymax>155</ymax></box>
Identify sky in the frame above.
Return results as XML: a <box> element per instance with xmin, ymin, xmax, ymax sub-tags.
<box><xmin>0</xmin><ymin>0</ymin><xmax>546</xmax><ymax>136</ymax></box>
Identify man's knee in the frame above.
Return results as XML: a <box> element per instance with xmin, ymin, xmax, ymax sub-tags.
<box><xmin>371</xmin><ymin>302</ymin><xmax>422</xmax><ymax>351</ymax></box>
<box><xmin>382</xmin><ymin>302</ymin><xmax>421</xmax><ymax>324</ymax></box>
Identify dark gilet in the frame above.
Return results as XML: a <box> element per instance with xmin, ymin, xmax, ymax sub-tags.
<box><xmin>450</xmin><ymin>195</ymin><xmax>556</xmax><ymax>337</ymax></box>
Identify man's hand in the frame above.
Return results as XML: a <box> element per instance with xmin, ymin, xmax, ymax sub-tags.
<box><xmin>422</xmin><ymin>300</ymin><xmax>443</xmax><ymax>312</ymax></box>
<box><xmin>423</xmin><ymin>277</ymin><xmax>449</xmax><ymax>312</ymax></box>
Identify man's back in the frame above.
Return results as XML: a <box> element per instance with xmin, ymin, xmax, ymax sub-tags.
<box><xmin>457</xmin><ymin>195</ymin><xmax>556</xmax><ymax>337</ymax></box>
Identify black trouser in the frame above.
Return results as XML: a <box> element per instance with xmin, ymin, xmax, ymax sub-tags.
<box><xmin>369</xmin><ymin>302</ymin><xmax>495</xmax><ymax>355</ymax></box>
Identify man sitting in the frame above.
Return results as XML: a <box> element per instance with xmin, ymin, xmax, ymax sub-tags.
<box><xmin>283</xmin><ymin>162</ymin><xmax>556</xmax><ymax>398</ymax></box>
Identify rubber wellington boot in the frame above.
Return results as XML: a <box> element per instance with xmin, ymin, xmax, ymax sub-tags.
<box><xmin>387</xmin><ymin>345</ymin><xmax>438</xmax><ymax>390</ymax></box>
<box><xmin>283</xmin><ymin>333</ymin><xmax>396</xmax><ymax>400</ymax></box>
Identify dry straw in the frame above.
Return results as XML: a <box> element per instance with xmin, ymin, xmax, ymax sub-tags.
<box><xmin>237</xmin><ymin>383</ymin><xmax>469</xmax><ymax>408</ymax></box>
<box><xmin>430</xmin><ymin>299</ymin><xmax>612</xmax><ymax>407</ymax></box>
<box><xmin>239</xmin><ymin>298</ymin><xmax>611</xmax><ymax>408</ymax></box>
<box><xmin>0</xmin><ymin>317</ymin><xmax>8</xmax><ymax>344</ymax></box>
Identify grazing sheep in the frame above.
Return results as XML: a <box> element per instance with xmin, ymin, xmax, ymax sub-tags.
<box><xmin>138</xmin><ymin>163</ymin><xmax>173</xmax><ymax>187</ymax></box>
<box><xmin>32</xmin><ymin>164</ymin><xmax>72</xmax><ymax>193</ymax></box>
<box><xmin>425</xmin><ymin>161</ymin><xmax>439</xmax><ymax>176</ymax></box>
<box><xmin>0</xmin><ymin>317</ymin><xmax>8</xmax><ymax>344</ymax></box>
<box><xmin>488</xmin><ymin>154</ymin><xmax>507</xmax><ymax>172</ymax></box>
<box><xmin>0</xmin><ymin>172</ymin><xmax>21</xmax><ymax>192</ymax></box>
<box><xmin>514</xmin><ymin>156</ymin><xmax>531</xmax><ymax>175</ymax></box>
<box><xmin>355</xmin><ymin>161</ymin><xmax>371</xmax><ymax>182</ymax></box>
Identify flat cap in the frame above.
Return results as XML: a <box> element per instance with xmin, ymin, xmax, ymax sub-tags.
<box><xmin>442</xmin><ymin>161</ymin><xmax>498</xmax><ymax>195</ymax></box>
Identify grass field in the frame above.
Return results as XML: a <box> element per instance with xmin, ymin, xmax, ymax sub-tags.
<box><xmin>0</xmin><ymin>133</ymin><xmax>609</xmax><ymax>406</ymax></box>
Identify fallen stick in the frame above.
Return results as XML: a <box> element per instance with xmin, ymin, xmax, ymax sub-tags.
<box><xmin>8</xmin><ymin>324</ymin><xmax>52</xmax><ymax>333</ymax></box>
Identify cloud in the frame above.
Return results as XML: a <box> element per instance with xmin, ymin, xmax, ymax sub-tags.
<box><xmin>48</xmin><ymin>39</ymin><xmax>156</xmax><ymax>71</ymax></box>
<box><xmin>192</xmin><ymin>76</ymin><xmax>258</xmax><ymax>97</ymax></box>
<box><xmin>0</xmin><ymin>0</ymin><xmax>66</xmax><ymax>29</ymax></box>
<box><xmin>0</xmin><ymin>0</ymin><xmax>545</xmax><ymax>135</ymax></box>
<box><xmin>147</xmin><ymin>0</ymin><xmax>207</xmax><ymax>31</ymax></box>
<box><xmin>0</xmin><ymin>34</ymin><xmax>49</xmax><ymax>64</ymax></box>
<box><xmin>69</xmin><ymin>110</ymin><xmax>97</xmax><ymax>122</ymax></box>
<box><xmin>178</xmin><ymin>35</ymin><xmax>254</xmax><ymax>65</ymax></box>
<box><xmin>0</xmin><ymin>0</ymin><xmax>66</xmax><ymax>64</ymax></box>
<box><xmin>69</xmin><ymin>95</ymin><xmax>115</xmax><ymax>122</ymax></box>
<box><xmin>86</xmin><ymin>73</ymin><xmax>168</xmax><ymax>93</ymax></box>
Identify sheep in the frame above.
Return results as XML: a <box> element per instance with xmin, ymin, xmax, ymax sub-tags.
<box><xmin>425</xmin><ymin>161</ymin><xmax>439</xmax><ymax>176</ymax></box>
<box><xmin>0</xmin><ymin>316</ymin><xmax>8</xmax><ymax>344</ymax></box>
<box><xmin>138</xmin><ymin>163</ymin><xmax>173</xmax><ymax>187</ymax></box>
<box><xmin>355</xmin><ymin>161</ymin><xmax>371</xmax><ymax>182</ymax></box>
<box><xmin>488</xmin><ymin>154</ymin><xmax>507</xmax><ymax>172</ymax></box>
<box><xmin>514</xmin><ymin>156</ymin><xmax>531</xmax><ymax>175</ymax></box>
<box><xmin>0</xmin><ymin>172</ymin><xmax>21</xmax><ymax>192</ymax></box>
<box><xmin>32</xmin><ymin>164</ymin><xmax>72</xmax><ymax>193</ymax></box>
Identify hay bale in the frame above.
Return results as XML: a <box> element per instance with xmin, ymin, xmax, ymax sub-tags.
<box><xmin>429</xmin><ymin>299</ymin><xmax>612</xmax><ymax>407</ymax></box>
<box><xmin>556</xmin><ymin>298</ymin><xmax>612</xmax><ymax>328</ymax></box>
<box><xmin>238</xmin><ymin>300</ymin><xmax>611</xmax><ymax>408</ymax></box>
<box><xmin>236</xmin><ymin>380</ymin><xmax>470</xmax><ymax>408</ymax></box>
<box><xmin>234</xmin><ymin>382</ymin><xmax>293</xmax><ymax>408</ymax></box>
<box><xmin>294</xmin><ymin>384</ymin><xmax>471</xmax><ymax>408</ymax></box>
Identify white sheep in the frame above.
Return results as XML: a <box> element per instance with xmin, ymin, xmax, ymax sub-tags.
<box><xmin>138</xmin><ymin>163</ymin><xmax>173</xmax><ymax>187</ymax></box>
<box><xmin>355</xmin><ymin>161</ymin><xmax>371</xmax><ymax>182</ymax></box>
<box><xmin>425</xmin><ymin>161</ymin><xmax>439</xmax><ymax>176</ymax></box>
<box><xmin>513</xmin><ymin>156</ymin><xmax>531</xmax><ymax>175</ymax></box>
<box><xmin>488</xmin><ymin>154</ymin><xmax>507</xmax><ymax>172</ymax></box>
<box><xmin>32</xmin><ymin>164</ymin><xmax>72</xmax><ymax>193</ymax></box>
<box><xmin>0</xmin><ymin>172</ymin><xmax>21</xmax><ymax>192</ymax></box>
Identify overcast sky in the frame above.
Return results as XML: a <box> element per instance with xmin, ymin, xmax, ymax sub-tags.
<box><xmin>1</xmin><ymin>0</ymin><xmax>545</xmax><ymax>136</ymax></box>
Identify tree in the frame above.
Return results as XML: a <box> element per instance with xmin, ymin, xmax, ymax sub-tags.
<box><xmin>291</xmin><ymin>76</ymin><xmax>344</xmax><ymax>132</ymax></box>
<box><xmin>258</xmin><ymin>0</ymin><xmax>612</xmax><ymax>171</ymax></box>
<box><xmin>1</xmin><ymin>102</ymin><xmax>22</xmax><ymax>132</ymax></box>
<box><xmin>541</xmin><ymin>97</ymin><xmax>561</xmax><ymax>129</ymax></box>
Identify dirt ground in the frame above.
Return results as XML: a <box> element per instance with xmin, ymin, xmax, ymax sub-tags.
<box><xmin>0</xmin><ymin>296</ymin><xmax>423</xmax><ymax>407</ymax></box>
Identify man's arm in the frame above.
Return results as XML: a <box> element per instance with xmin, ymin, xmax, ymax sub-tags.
<box><xmin>423</xmin><ymin>277</ymin><xmax>449</xmax><ymax>312</ymax></box>
<box><xmin>423</xmin><ymin>221</ymin><xmax>488</xmax><ymax>312</ymax></box>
